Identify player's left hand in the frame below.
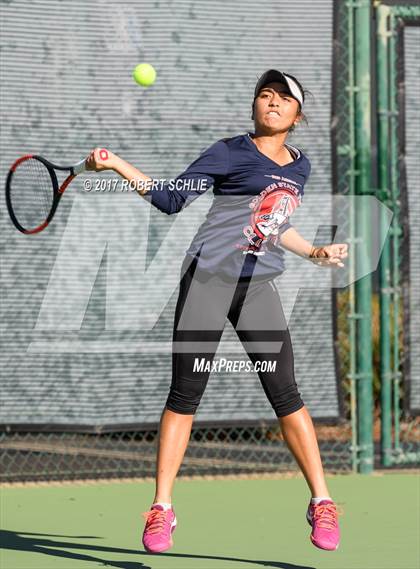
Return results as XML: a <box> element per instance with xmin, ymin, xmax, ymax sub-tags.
<box><xmin>309</xmin><ymin>243</ymin><xmax>348</xmax><ymax>268</ymax></box>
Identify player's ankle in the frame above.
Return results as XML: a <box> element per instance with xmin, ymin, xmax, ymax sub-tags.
<box><xmin>152</xmin><ymin>501</ymin><xmax>172</xmax><ymax>510</ymax></box>
<box><xmin>311</xmin><ymin>496</ymin><xmax>332</xmax><ymax>504</ymax></box>
<box><xmin>153</xmin><ymin>497</ymin><xmax>172</xmax><ymax>505</ymax></box>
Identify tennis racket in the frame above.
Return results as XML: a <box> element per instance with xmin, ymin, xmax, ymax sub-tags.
<box><xmin>5</xmin><ymin>150</ymin><xmax>108</xmax><ymax>234</ymax></box>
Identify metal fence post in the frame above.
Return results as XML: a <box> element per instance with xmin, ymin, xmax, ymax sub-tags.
<box><xmin>353</xmin><ymin>0</ymin><xmax>374</xmax><ymax>474</ymax></box>
<box><xmin>376</xmin><ymin>4</ymin><xmax>393</xmax><ymax>467</ymax></box>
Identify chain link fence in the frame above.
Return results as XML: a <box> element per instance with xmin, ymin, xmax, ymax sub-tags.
<box><xmin>0</xmin><ymin>421</ymin><xmax>354</xmax><ymax>483</ymax></box>
<box><xmin>2</xmin><ymin>2</ymin><xmax>418</xmax><ymax>485</ymax></box>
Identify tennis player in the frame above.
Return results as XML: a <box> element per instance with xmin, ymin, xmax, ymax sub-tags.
<box><xmin>86</xmin><ymin>69</ymin><xmax>347</xmax><ymax>553</ymax></box>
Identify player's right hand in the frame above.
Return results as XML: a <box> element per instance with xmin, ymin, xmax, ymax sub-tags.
<box><xmin>85</xmin><ymin>148</ymin><xmax>115</xmax><ymax>171</ymax></box>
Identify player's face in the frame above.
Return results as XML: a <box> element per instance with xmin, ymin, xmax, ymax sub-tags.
<box><xmin>254</xmin><ymin>82</ymin><xmax>301</xmax><ymax>133</ymax></box>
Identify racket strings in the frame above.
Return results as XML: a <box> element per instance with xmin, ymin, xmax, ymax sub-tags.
<box><xmin>10</xmin><ymin>159</ymin><xmax>55</xmax><ymax>230</ymax></box>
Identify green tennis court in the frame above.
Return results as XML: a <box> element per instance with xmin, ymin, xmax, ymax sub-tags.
<box><xmin>1</xmin><ymin>473</ymin><xmax>418</xmax><ymax>569</ymax></box>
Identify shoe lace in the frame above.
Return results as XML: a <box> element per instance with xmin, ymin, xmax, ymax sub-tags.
<box><xmin>142</xmin><ymin>509</ymin><xmax>168</xmax><ymax>534</ymax></box>
<box><xmin>312</xmin><ymin>503</ymin><xmax>341</xmax><ymax>530</ymax></box>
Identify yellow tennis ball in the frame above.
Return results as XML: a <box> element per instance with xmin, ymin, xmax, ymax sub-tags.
<box><xmin>132</xmin><ymin>63</ymin><xmax>156</xmax><ymax>87</ymax></box>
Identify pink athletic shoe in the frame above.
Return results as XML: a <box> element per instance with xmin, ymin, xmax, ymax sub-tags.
<box><xmin>142</xmin><ymin>504</ymin><xmax>177</xmax><ymax>553</ymax></box>
<box><xmin>306</xmin><ymin>499</ymin><xmax>341</xmax><ymax>551</ymax></box>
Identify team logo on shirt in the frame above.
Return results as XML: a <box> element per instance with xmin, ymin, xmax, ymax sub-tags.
<box><xmin>236</xmin><ymin>181</ymin><xmax>301</xmax><ymax>255</ymax></box>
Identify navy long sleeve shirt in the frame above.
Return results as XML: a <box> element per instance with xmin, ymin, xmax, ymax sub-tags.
<box><xmin>144</xmin><ymin>132</ymin><xmax>311</xmax><ymax>282</ymax></box>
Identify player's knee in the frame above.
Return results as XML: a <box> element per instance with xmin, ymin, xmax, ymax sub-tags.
<box><xmin>166</xmin><ymin>376</ymin><xmax>207</xmax><ymax>414</ymax></box>
<box><xmin>271</xmin><ymin>382</ymin><xmax>304</xmax><ymax>417</ymax></box>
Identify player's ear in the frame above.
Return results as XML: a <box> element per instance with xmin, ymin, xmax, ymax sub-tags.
<box><xmin>292</xmin><ymin>110</ymin><xmax>304</xmax><ymax>129</ymax></box>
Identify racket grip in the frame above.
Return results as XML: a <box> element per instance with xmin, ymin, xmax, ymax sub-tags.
<box><xmin>73</xmin><ymin>158</ymin><xmax>87</xmax><ymax>175</ymax></box>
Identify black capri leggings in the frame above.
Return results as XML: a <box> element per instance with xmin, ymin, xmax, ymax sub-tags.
<box><xmin>165</xmin><ymin>255</ymin><xmax>304</xmax><ymax>418</ymax></box>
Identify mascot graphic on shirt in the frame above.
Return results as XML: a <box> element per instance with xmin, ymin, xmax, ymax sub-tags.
<box><xmin>237</xmin><ymin>180</ymin><xmax>301</xmax><ymax>255</ymax></box>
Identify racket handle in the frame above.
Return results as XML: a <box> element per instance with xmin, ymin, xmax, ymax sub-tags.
<box><xmin>72</xmin><ymin>158</ymin><xmax>87</xmax><ymax>175</ymax></box>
